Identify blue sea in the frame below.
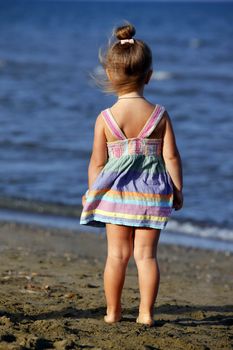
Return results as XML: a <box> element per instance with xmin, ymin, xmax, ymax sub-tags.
<box><xmin>0</xmin><ymin>0</ymin><xmax>233</xmax><ymax>251</ymax></box>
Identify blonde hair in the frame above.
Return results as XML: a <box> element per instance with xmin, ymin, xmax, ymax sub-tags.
<box><xmin>99</xmin><ymin>23</ymin><xmax>152</xmax><ymax>94</ymax></box>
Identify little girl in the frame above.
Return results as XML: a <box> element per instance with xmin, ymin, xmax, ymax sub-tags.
<box><xmin>80</xmin><ymin>23</ymin><xmax>183</xmax><ymax>326</ymax></box>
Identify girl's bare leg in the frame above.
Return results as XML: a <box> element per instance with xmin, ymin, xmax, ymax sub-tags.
<box><xmin>134</xmin><ymin>228</ymin><xmax>161</xmax><ymax>326</ymax></box>
<box><xmin>104</xmin><ymin>224</ymin><xmax>133</xmax><ymax>323</ymax></box>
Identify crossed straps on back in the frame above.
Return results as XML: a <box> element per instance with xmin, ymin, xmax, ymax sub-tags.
<box><xmin>101</xmin><ymin>104</ymin><xmax>165</xmax><ymax>140</ymax></box>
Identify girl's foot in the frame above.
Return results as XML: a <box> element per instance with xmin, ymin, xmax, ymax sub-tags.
<box><xmin>136</xmin><ymin>314</ymin><xmax>155</xmax><ymax>327</ymax></box>
<box><xmin>104</xmin><ymin>312</ymin><xmax>121</xmax><ymax>324</ymax></box>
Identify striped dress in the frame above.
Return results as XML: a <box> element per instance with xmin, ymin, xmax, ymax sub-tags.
<box><xmin>80</xmin><ymin>104</ymin><xmax>174</xmax><ymax>229</ymax></box>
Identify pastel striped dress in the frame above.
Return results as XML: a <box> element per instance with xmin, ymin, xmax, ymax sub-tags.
<box><xmin>80</xmin><ymin>104</ymin><xmax>174</xmax><ymax>229</ymax></box>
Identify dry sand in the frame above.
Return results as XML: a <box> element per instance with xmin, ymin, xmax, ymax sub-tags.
<box><xmin>0</xmin><ymin>221</ymin><xmax>232</xmax><ymax>350</ymax></box>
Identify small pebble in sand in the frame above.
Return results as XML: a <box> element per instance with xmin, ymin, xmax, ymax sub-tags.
<box><xmin>64</xmin><ymin>292</ymin><xmax>76</xmax><ymax>299</ymax></box>
<box><xmin>0</xmin><ymin>316</ymin><xmax>13</xmax><ymax>326</ymax></box>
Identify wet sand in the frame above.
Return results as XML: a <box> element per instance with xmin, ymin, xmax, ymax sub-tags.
<box><xmin>0</xmin><ymin>221</ymin><xmax>232</xmax><ymax>350</ymax></box>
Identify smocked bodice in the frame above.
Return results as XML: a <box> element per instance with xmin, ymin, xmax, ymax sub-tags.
<box><xmin>107</xmin><ymin>138</ymin><xmax>162</xmax><ymax>159</ymax></box>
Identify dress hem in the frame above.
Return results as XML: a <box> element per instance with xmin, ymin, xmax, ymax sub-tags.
<box><xmin>80</xmin><ymin>216</ymin><xmax>169</xmax><ymax>230</ymax></box>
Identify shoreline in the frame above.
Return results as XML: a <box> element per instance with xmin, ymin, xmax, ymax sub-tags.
<box><xmin>0</xmin><ymin>208</ymin><xmax>233</xmax><ymax>253</ymax></box>
<box><xmin>0</xmin><ymin>221</ymin><xmax>232</xmax><ymax>350</ymax></box>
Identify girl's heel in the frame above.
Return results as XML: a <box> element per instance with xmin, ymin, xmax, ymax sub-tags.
<box><xmin>104</xmin><ymin>314</ymin><xmax>121</xmax><ymax>324</ymax></box>
<box><xmin>136</xmin><ymin>316</ymin><xmax>155</xmax><ymax>327</ymax></box>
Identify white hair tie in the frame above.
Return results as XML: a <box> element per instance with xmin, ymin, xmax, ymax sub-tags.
<box><xmin>120</xmin><ymin>39</ymin><xmax>134</xmax><ymax>45</ymax></box>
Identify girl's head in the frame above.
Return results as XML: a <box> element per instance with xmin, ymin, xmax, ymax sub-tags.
<box><xmin>100</xmin><ymin>23</ymin><xmax>152</xmax><ymax>94</ymax></box>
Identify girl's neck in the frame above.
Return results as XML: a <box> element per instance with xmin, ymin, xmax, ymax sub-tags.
<box><xmin>118</xmin><ymin>89</ymin><xmax>144</xmax><ymax>99</ymax></box>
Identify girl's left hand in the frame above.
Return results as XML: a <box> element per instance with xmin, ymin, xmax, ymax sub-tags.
<box><xmin>82</xmin><ymin>194</ymin><xmax>87</xmax><ymax>207</ymax></box>
<box><xmin>173</xmin><ymin>189</ymin><xmax>183</xmax><ymax>211</ymax></box>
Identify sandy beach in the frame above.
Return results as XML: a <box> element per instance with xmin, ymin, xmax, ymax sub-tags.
<box><xmin>0</xmin><ymin>221</ymin><xmax>232</xmax><ymax>350</ymax></box>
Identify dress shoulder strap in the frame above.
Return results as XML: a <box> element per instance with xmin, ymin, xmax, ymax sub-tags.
<box><xmin>138</xmin><ymin>104</ymin><xmax>165</xmax><ymax>139</ymax></box>
<box><xmin>101</xmin><ymin>109</ymin><xmax>126</xmax><ymax>140</ymax></box>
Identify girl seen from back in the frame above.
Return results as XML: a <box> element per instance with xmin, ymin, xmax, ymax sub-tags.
<box><xmin>80</xmin><ymin>23</ymin><xmax>183</xmax><ymax>326</ymax></box>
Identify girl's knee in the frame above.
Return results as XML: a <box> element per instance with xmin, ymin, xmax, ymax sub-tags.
<box><xmin>133</xmin><ymin>247</ymin><xmax>157</xmax><ymax>263</ymax></box>
<box><xmin>133</xmin><ymin>228</ymin><xmax>160</xmax><ymax>263</ymax></box>
<box><xmin>108</xmin><ymin>249</ymin><xmax>132</xmax><ymax>265</ymax></box>
<box><xmin>106</xmin><ymin>224</ymin><xmax>134</xmax><ymax>264</ymax></box>
<box><xmin>108</xmin><ymin>245</ymin><xmax>132</xmax><ymax>264</ymax></box>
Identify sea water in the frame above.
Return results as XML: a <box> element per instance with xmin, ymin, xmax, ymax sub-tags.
<box><xmin>0</xmin><ymin>0</ymin><xmax>233</xmax><ymax>251</ymax></box>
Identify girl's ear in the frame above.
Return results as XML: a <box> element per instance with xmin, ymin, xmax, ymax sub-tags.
<box><xmin>145</xmin><ymin>69</ymin><xmax>153</xmax><ymax>84</ymax></box>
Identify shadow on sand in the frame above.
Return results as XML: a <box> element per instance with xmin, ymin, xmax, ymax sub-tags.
<box><xmin>1</xmin><ymin>304</ymin><xmax>233</xmax><ymax>327</ymax></box>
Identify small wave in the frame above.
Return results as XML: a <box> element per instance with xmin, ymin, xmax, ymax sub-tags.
<box><xmin>1</xmin><ymin>57</ymin><xmax>49</xmax><ymax>70</ymax></box>
<box><xmin>152</xmin><ymin>71</ymin><xmax>174</xmax><ymax>81</ymax></box>
<box><xmin>152</xmin><ymin>70</ymin><xmax>233</xmax><ymax>83</ymax></box>
<box><xmin>0</xmin><ymin>139</ymin><xmax>90</xmax><ymax>158</ymax></box>
<box><xmin>167</xmin><ymin>219</ymin><xmax>233</xmax><ymax>243</ymax></box>
<box><xmin>0</xmin><ymin>139</ymin><xmax>39</xmax><ymax>149</ymax></box>
<box><xmin>0</xmin><ymin>196</ymin><xmax>82</xmax><ymax>218</ymax></box>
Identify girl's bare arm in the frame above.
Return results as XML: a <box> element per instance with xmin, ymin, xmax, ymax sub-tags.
<box><xmin>88</xmin><ymin>114</ymin><xmax>108</xmax><ymax>189</ymax></box>
<box><xmin>162</xmin><ymin>111</ymin><xmax>183</xmax><ymax>210</ymax></box>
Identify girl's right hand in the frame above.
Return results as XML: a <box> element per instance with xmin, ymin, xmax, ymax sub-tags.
<box><xmin>173</xmin><ymin>189</ymin><xmax>183</xmax><ymax>211</ymax></box>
